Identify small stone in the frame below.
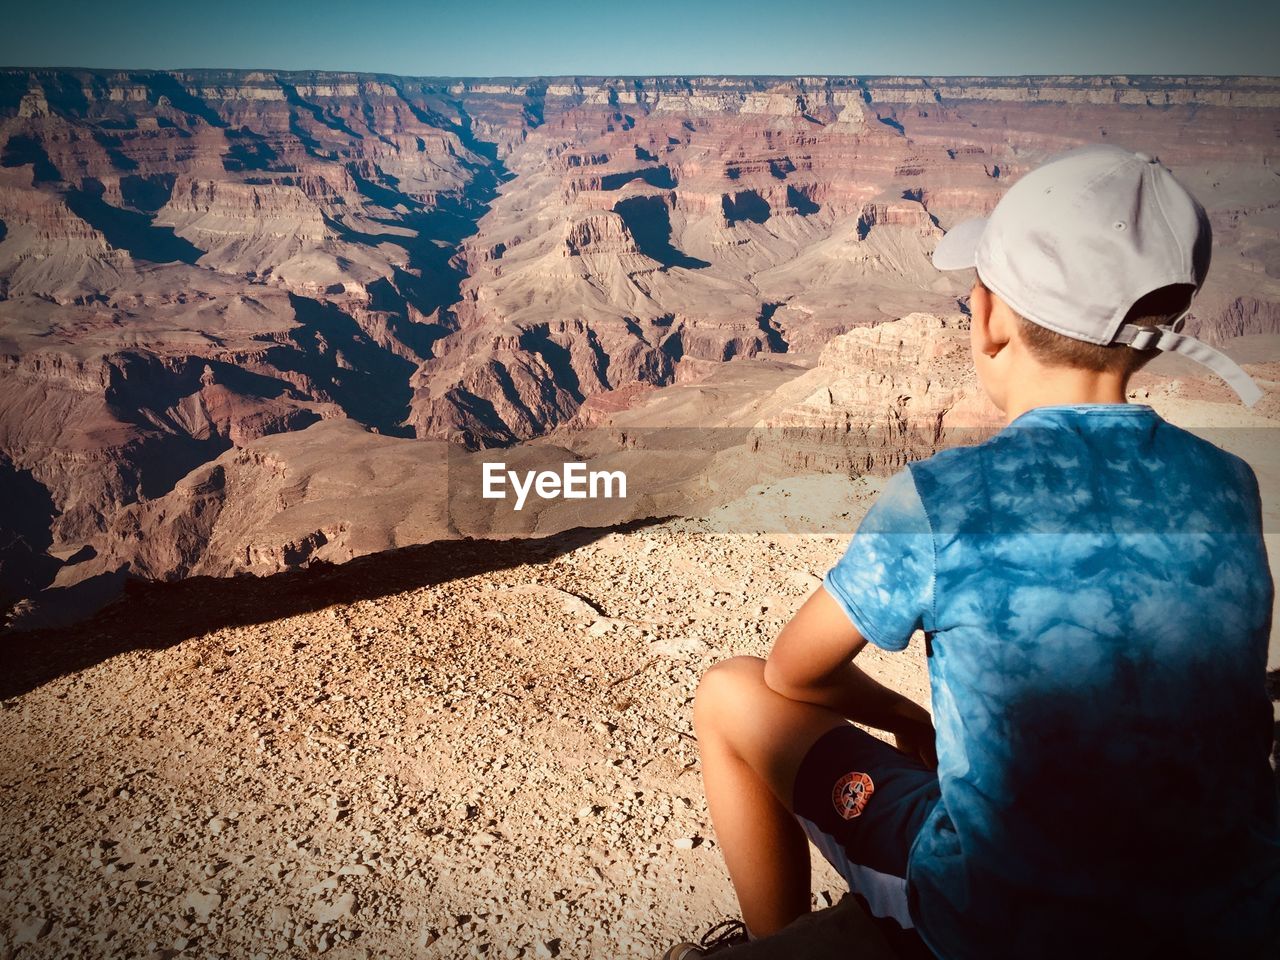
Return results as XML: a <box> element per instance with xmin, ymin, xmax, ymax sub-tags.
<box><xmin>14</xmin><ymin>916</ymin><xmax>52</xmax><ymax>944</ymax></box>
<box><xmin>308</xmin><ymin>876</ymin><xmax>338</xmax><ymax>895</ymax></box>
<box><xmin>673</xmin><ymin>837</ymin><xmax>697</xmax><ymax>850</ymax></box>
<box><xmin>183</xmin><ymin>890</ymin><xmax>222</xmax><ymax>922</ymax></box>
<box><xmin>317</xmin><ymin>891</ymin><xmax>358</xmax><ymax>923</ymax></box>
<box><xmin>416</xmin><ymin>927</ymin><xmax>440</xmax><ymax>948</ymax></box>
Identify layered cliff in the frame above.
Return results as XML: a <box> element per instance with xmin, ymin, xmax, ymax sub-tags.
<box><xmin>756</xmin><ymin>313</ymin><xmax>1004</xmax><ymax>476</ymax></box>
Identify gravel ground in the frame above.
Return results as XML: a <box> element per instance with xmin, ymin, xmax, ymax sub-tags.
<box><xmin>0</xmin><ymin>516</ymin><xmax>931</xmax><ymax>959</ymax></box>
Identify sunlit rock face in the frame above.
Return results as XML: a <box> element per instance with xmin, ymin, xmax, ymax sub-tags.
<box><xmin>1</xmin><ymin>70</ymin><xmax>1277</xmax><ymax>606</ymax></box>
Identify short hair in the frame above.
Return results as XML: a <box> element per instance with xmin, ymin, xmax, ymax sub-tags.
<box><xmin>975</xmin><ymin>273</ymin><xmax>1196</xmax><ymax>377</ymax></box>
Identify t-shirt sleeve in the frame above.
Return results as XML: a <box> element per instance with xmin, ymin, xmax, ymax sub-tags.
<box><xmin>822</xmin><ymin>466</ymin><xmax>935</xmax><ymax>652</ymax></box>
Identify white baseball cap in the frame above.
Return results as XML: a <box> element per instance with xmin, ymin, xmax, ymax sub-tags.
<box><xmin>932</xmin><ymin>143</ymin><xmax>1262</xmax><ymax>407</ymax></box>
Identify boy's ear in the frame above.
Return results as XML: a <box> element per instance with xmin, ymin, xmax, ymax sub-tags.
<box><xmin>970</xmin><ymin>280</ymin><xmax>1002</xmax><ymax>357</ymax></box>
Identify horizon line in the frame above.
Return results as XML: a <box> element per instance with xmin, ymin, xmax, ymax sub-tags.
<box><xmin>3</xmin><ymin>66</ymin><xmax>1279</xmax><ymax>82</ymax></box>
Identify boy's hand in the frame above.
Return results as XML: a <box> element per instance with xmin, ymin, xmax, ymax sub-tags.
<box><xmin>893</xmin><ymin>716</ymin><xmax>939</xmax><ymax>770</ymax></box>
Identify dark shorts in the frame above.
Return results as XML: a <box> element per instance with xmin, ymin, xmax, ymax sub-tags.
<box><xmin>792</xmin><ymin>723</ymin><xmax>941</xmax><ymax>952</ymax></box>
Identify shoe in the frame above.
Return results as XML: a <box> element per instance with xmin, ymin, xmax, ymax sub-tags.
<box><xmin>662</xmin><ymin>919</ymin><xmax>750</xmax><ymax>959</ymax></box>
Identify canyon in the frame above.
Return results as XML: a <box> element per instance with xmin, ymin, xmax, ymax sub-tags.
<box><xmin>0</xmin><ymin>70</ymin><xmax>1278</xmax><ymax>619</ymax></box>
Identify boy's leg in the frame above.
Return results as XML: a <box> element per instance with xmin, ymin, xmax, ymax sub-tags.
<box><xmin>693</xmin><ymin>655</ymin><xmax>851</xmax><ymax>937</ymax></box>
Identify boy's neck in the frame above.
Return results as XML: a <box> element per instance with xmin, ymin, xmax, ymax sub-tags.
<box><xmin>1001</xmin><ymin>365</ymin><xmax>1130</xmax><ymax>423</ymax></box>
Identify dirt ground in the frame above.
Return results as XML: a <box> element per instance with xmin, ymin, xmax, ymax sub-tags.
<box><xmin>0</xmin><ymin>512</ymin><xmax>931</xmax><ymax>959</ymax></box>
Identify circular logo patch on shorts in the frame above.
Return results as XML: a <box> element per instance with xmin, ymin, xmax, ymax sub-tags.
<box><xmin>832</xmin><ymin>771</ymin><xmax>875</xmax><ymax>820</ymax></box>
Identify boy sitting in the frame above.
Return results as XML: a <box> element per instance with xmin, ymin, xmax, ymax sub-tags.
<box><xmin>666</xmin><ymin>144</ymin><xmax>1279</xmax><ymax>959</ymax></box>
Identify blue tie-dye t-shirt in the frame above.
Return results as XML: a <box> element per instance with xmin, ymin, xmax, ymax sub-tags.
<box><xmin>823</xmin><ymin>403</ymin><xmax>1279</xmax><ymax>959</ymax></box>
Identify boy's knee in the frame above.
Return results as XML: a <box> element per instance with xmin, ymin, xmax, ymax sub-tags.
<box><xmin>693</xmin><ymin>656</ymin><xmax>767</xmax><ymax>734</ymax></box>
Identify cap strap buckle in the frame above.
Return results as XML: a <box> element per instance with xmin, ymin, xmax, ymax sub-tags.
<box><xmin>1123</xmin><ymin>326</ymin><xmax>1164</xmax><ymax>351</ymax></box>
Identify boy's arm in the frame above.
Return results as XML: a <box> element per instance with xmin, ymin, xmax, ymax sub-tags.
<box><xmin>764</xmin><ymin>586</ymin><xmax>937</xmax><ymax>767</ymax></box>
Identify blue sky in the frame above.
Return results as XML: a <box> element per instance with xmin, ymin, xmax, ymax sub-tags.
<box><xmin>3</xmin><ymin>0</ymin><xmax>1277</xmax><ymax>76</ymax></box>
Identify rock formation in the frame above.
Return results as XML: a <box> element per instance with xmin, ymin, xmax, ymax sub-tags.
<box><xmin>1</xmin><ymin>70</ymin><xmax>1278</xmax><ymax>614</ymax></box>
<box><xmin>755</xmin><ymin>313</ymin><xmax>1004</xmax><ymax>476</ymax></box>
